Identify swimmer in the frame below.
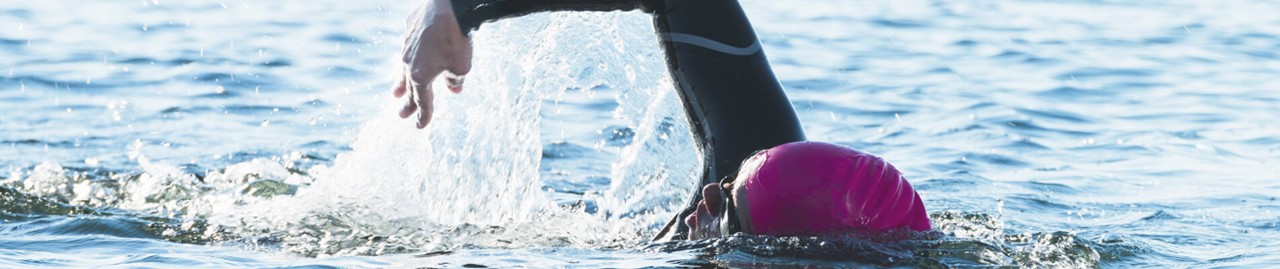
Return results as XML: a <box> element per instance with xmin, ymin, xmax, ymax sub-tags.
<box><xmin>393</xmin><ymin>0</ymin><xmax>931</xmax><ymax>240</ymax></box>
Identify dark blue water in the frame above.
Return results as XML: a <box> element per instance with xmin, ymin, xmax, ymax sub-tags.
<box><xmin>3</xmin><ymin>0</ymin><xmax>1279</xmax><ymax>268</ymax></box>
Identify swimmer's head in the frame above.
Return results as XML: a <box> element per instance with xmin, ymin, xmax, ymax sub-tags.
<box><xmin>686</xmin><ymin>141</ymin><xmax>931</xmax><ymax>239</ymax></box>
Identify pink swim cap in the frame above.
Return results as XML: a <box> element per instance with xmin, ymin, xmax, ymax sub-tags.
<box><xmin>737</xmin><ymin>141</ymin><xmax>931</xmax><ymax>236</ymax></box>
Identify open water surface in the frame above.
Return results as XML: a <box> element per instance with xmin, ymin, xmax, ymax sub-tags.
<box><xmin>2</xmin><ymin>0</ymin><xmax>1279</xmax><ymax>268</ymax></box>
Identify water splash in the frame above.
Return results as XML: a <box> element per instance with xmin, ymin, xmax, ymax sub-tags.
<box><xmin>1</xmin><ymin>9</ymin><xmax>698</xmax><ymax>257</ymax></box>
<box><xmin>174</xmin><ymin>10</ymin><xmax>688</xmax><ymax>256</ymax></box>
<box><xmin>634</xmin><ymin>211</ymin><xmax>1102</xmax><ymax>268</ymax></box>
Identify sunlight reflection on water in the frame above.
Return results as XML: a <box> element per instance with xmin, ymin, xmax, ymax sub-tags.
<box><xmin>2</xmin><ymin>0</ymin><xmax>1279</xmax><ymax>267</ymax></box>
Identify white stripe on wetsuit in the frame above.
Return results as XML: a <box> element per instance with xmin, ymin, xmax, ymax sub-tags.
<box><xmin>662</xmin><ymin>33</ymin><xmax>761</xmax><ymax>56</ymax></box>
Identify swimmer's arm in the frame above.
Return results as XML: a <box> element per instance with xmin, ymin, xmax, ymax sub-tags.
<box><xmin>394</xmin><ymin>0</ymin><xmax>654</xmax><ymax>129</ymax></box>
<box><xmin>451</xmin><ymin>0</ymin><xmax>656</xmax><ymax>36</ymax></box>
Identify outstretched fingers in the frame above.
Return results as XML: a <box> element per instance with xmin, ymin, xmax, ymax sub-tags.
<box><xmin>398</xmin><ymin>95</ymin><xmax>418</xmax><ymax>119</ymax></box>
<box><xmin>393</xmin><ymin>0</ymin><xmax>475</xmax><ymax>130</ymax></box>
<box><xmin>393</xmin><ymin>70</ymin><xmax>416</xmax><ymax>119</ymax></box>
<box><xmin>403</xmin><ymin>50</ymin><xmax>444</xmax><ymax>126</ymax></box>
<box><xmin>445</xmin><ymin>40</ymin><xmax>473</xmax><ymax>94</ymax></box>
<box><xmin>412</xmin><ymin>81</ymin><xmax>435</xmax><ymax>129</ymax></box>
<box><xmin>445</xmin><ymin>73</ymin><xmax>465</xmax><ymax>93</ymax></box>
<box><xmin>392</xmin><ymin>75</ymin><xmax>408</xmax><ymax>98</ymax></box>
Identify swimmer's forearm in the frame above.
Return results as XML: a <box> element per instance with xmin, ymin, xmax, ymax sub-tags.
<box><xmin>451</xmin><ymin>0</ymin><xmax>655</xmax><ymax>35</ymax></box>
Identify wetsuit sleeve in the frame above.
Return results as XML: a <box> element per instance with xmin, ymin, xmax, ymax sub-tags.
<box><xmin>451</xmin><ymin>0</ymin><xmax>655</xmax><ymax>36</ymax></box>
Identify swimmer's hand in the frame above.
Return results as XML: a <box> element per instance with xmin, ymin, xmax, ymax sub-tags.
<box><xmin>394</xmin><ymin>0</ymin><xmax>473</xmax><ymax>129</ymax></box>
<box><xmin>686</xmin><ymin>183</ymin><xmax>726</xmax><ymax>239</ymax></box>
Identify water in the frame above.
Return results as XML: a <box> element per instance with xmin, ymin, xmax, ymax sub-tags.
<box><xmin>2</xmin><ymin>0</ymin><xmax>1278</xmax><ymax>268</ymax></box>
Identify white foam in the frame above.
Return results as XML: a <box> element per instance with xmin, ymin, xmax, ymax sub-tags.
<box><xmin>0</xmin><ymin>10</ymin><xmax>701</xmax><ymax>256</ymax></box>
<box><xmin>203</xmin><ymin>10</ymin><xmax>698</xmax><ymax>254</ymax></box>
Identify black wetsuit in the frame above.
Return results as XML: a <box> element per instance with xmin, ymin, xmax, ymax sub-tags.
<box><xmin>451</xmin><ymin>0</ymin><xmax>806</xmax><ymax>241</ymax></box>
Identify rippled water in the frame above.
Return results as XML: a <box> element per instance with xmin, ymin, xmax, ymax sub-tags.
<box><xmin>3</xmin><ymin>0</ymin><xmax>1279</xmax><ymax>268</ymax></box>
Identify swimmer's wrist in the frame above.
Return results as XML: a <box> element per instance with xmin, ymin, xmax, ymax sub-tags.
<box><xmin>448</xmin><ymin>0</ymin><xmax>477</xmax><ymax>37</ymax></box>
